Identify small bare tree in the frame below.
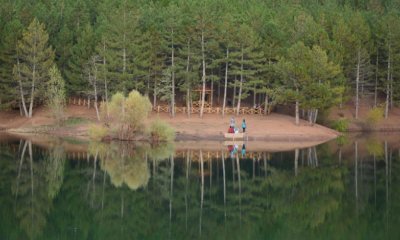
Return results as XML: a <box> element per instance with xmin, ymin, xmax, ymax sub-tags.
<box><xmin>83</xmin><ymin>55</ymin><xmax>103</xmax><ymax>122</ymax></box>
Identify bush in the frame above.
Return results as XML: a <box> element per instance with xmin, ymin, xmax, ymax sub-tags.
<box><xmin>316</xmin><ymin>108</ymin><xmax>332</xmax><ymax>126</ymax></box>
<box><xmin>331</xmin><ymin>118</ymin><xmax>351</xmax><ymax>133</ymax></box>
<box><xmin>363</xmin><ymin>107</ymin><xmax>384</xmax><ymax>130</ymax></box>
<box><xmin>88</xmin><ymin>124</ymin><xmax>109</xmax><ymax>140</ymax></box>
<box><xmin>150</xmin><ymin>116</ymin><xmax>176</xmax><ymax>141</ymax></box>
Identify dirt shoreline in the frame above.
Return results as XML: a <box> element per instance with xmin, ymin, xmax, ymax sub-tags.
<box><xmin>0</xmin><ymin>105</ymin><xmax>342</xmax><ymax>142</ymax></box>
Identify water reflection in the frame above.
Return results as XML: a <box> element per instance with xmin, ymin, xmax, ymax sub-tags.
<box><xmin>0</xmin><ymin>135</ymin><xmax>399</xmax><ymax>239</ymax></box>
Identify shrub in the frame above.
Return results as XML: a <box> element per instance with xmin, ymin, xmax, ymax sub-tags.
<box><xmin>331</xmin><ymin>118</ymin><xmax>351</xmax><ymax>133</ymax></box>
<box><xmin>46</xmin><ymin>66</ymin><xmax>67</xmax><ymax>123</ymax></box>
<box><xmin>363</xmin><ymin>107</ymin><xmax>384</xmax><ymax>130</ymax></box>
<box><xmin>150</xmin><ymin>116</ymin><xmax>176</xmax><ymax>141</ymax></box>
<box><xmin>316</xmin><ymin>108</ymin><xmax>332</xmax><ymax>126</ymax></box>
<box><xmin>88</xmin><ymin>124</ymin><xmax>109</xmax><ymax>140</ymax></box>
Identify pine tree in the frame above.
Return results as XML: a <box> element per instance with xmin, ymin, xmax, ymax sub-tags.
<box><xmin>230</xmin><ymin>23</ymin><xmax>263</xmax><ymax>116</ymax></box>
<box><xmin>18</xmin><ymin>18</ymin><xmax>55</xmax><ymax>119</ymax></box>
<box><xmin>348</xmin><ymin>12</ymin><xmax>370</xmax><ymax>120</ymax></box>
<box><xmin>64</xmin><ymin>23</ymin><xmax>97</xmax><ymax>95</ymax></box>
<box><xmin>0</xmin><ymin>20</ymin><xmax>23</xmax><ymax>110</ymax></box>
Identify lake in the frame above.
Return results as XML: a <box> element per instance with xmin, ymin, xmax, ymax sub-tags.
<box><xmin>0</xmin><ymin>133</ymin><xmax>399</xmax><ymax>240</ymax></box>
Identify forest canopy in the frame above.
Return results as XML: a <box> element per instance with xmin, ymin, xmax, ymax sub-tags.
<box><xmin>0</xmin><ymin>0</ymin><xmax>399</xmax><ymax>122</ymax></box>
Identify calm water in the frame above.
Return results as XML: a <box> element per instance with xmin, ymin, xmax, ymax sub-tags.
<box><xmin>0</xmin><ymin>134</ymin><xmax>399</xmax><ymax>240</ymax></box>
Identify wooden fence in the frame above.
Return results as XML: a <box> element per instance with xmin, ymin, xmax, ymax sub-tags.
<box><xmin>152</xmin><ymin>105</ymin><xmax>269</xmax><ymax>115</ymax></box>
<box><xmin>67</xmin><ymin>97</ymin><xmax>272</xmax><ymax>115</ymax></box>
<box><xmin>68</xmin><ymin>97</ymin><xmax>104</xmax><ymax>107</ymax></box>
<box><xmin>67</xmin><ymin>150</ymin><xmax>269</xmax><ymax>161</ymax></box>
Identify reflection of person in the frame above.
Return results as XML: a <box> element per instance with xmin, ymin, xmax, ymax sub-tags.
<box><xmin>242</xmin><ymin>119</ymin><xmax>246</xmax><ymax>133</ymax></box>
<box><xmin>234</xmin><ymin>145</ymin><xmax>238</xmax><ymax>153</ymax></box>
<box><xmin>228</xmin><ymin>145</ymin><xmax>234</xmax><ymax>158</ymax></box>
<box><xmin>241</xmin><ymin>143</ymin><xmax>246</xmax><ymax>156</ymax></box>
<box><xmin>231</xmin><ymin>117</ymin><xmax>235</xmax><ymax>127</ymax></box>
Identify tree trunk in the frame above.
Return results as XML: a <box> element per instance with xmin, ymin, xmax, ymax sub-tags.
<box><xmin>28</xmin><ymin>61</ymin><xmax>36</xmax><ymax>119</ymax></box>
<box><xmin>169</xmin><ymin>154</ymin><xmax>174</xmax><ymax>237</ymax></box>
<box><xmin>153</xmin><ymin>76</ymin><xmax>157</xmax><ymax>108</ymax></box>
<box><xmin>233</xmin><ymin>75</ymin><xmax>237</xmax><ymax>108</ymax></box>
<box><xmin>355</xmin><ymin>141</ymin><xmax>358</xmax><ymax>213</ymax></box>
<box><xmin>171</xmin><ymin>28</ymin><xmax>175</xmax><ymax>117</ymax></box>
<box><xmin>103</xmin><ymin>41</ymin><xmax>109</xmax><ymax>117</ymax></box>
<box><xmin>295</xmin><ymin>88</ymin><xmax>299</xmax><ymax>126</ymax></box>
<box><xmin>88</xmin><ymin>95</ymin><xmax>90</xmax><ymax>109</ymax></box>
<box><xmin>236</xmin><ymin>152</ymin><xmax>242</xmax><ymax>224</ymax></box>
<box><xmin>17</xmin><ymin>57</ymin><xmax>28</xmax><ymax>117</ymax></box>
<box><xmin>186</xmin><ymin>37</ymin><xmax>191</xmax><ymax>118</ymax></box>
<box><xmin>295</xmin><ymin>148</ymin><xmax>298</xmax><ymax>176</ymax></box>
<box><xmin>222</xmin><ymin>150</ymin><xmax>226</xmax><ymax>219</ymax></box>
<box><xmin>222</xmin><ymin>48</ymin><xmax>229</xmax><ymax>118</ymax></box>
<box><xmin>200</xmin><ymin>28</ymin><xmax>206</xmax><ymax>118</ymax></box>
<box><xmin>264</xmin><ymin>92</ymin><xmax>268</xmax><ymax>115</ymax></box>
<box><xmin>390</xmin><ymin>73</ymin><xmax>393</xmax><ymax>110</ymax></box>
<box><xmin>355</xmin><ymin>48</ymin><xmax>360</xmax><ymax>120</ymax></box>
<box><xmin>375</xmin><ymin>50</ymin><xmax>378</xmax><ymax>108</ymax></box>
<box><xmin>211</xmin><ymin>75</ymin><xmax>213</xmax><ymax>108</ymax></box>
<box><xmin>199</xmin><ymin>150</ymin><xmax>204</xmax><ymax>236</ymax></box>
<box><xmin>94</xmin><ymin>89</ymin><xmax>100</xmax><ymax>122</ymax></box>
<box><xmin>236</xmin><ymin>48</ymin><xmax>244</xmax><ymax>116</ymax></box>
<box><xmin>313</xmin><ymin>109</ymin><xmax>318</xmax><ymax>125</ymax></box>
<box><xmin>385</xmin><ymin>37</ymin><xmax>391</xmax><ymax>119</ymax></box>
<box><xmin>253</xmin><ymin>85</ymin><xmax>256</xmax><ymax>106</ymax></box>
<box><xmin>218</xmin><ymin>79</ymin><xmax>220</xmax><ymax>105</ymax></box>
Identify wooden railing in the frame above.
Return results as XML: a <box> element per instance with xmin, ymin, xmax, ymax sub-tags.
<box><xmin>68</xmin><ymin>98</ymin><xmax>104</xmax><ymax>107</ymax></box>
<box><xmin>151</xmin><ymin>106</ymin><xmax>268</xmax><ymax>115</ymax></box>
<box><xmin>67</xmin><ymin>97</ymin><xmax>270</xmax><ymax>115</ymax></box>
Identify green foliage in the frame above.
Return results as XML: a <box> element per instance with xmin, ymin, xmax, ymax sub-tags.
<box><xmin>88</xmin><ymin>124</ymin><xmax>109</xmax><ymax>140</ymax></box>
<box><xmin>363</xmin><ymin>106</ymin><xmax>384</xmax><ymax>130</ymax></box>
<box><xmin>109</xmin><ymin>90</ymin><xmax>152</xmax><ymax>127</ymax></box>
<box><xmin>62</xmin><ymin>117</ymin><xmax>89</xmax><ymax>125</ymax></box>
<box><xmin>46</xmin><ymin>66</ymin><xmax>67</xmax><ymax>123</ymax></box>
<box><xmin>150</xmin><ymin>116</ymin><xmax>176</xmax><ymax>141</ymax></box>
<box><xmin>366</xmin><ymin>136</ymin><xmax>384</xmax><ymax>157</ymax></box>
<box><xmin>1</xmin><ymin>0</ymin><xmax>400</xmax><ymax>123</ymax></box>
<box><xmin>331</xmin><ymin>118</ymin><xmax>351</xmax><ymax>133</ymax></box>
<box><xmin>336</xmin><ymin>135</ymin><xmax>351</xmax><ymax>146</ymax></box>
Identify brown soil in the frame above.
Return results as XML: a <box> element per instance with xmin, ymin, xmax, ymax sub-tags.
<box><xmin>329</xmin><ymin>92</ymin><xmax>400</xmax><ymax>131</ymax></box>
<box><xmin>150</xmin><ymin>112</ymin><xmax>340</xmax><ymax>141</ymax></box>
<box><xmin>277</xmin><ymin>91</ymin><xmax>400</xmax><ymax>132</ymax></box>
<box><xmin>0</xmin><ymin>103</ymin><xmax>341</xmax><ymax>142</ymax></box>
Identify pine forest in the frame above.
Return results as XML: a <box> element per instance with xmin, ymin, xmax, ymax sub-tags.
<box><xmin>1</xmin><ymin>0</ymin><xmax>400</xmax><ymax>123</ymax></box>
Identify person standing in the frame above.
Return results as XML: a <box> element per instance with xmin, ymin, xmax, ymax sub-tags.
<box><xmin>242</xmin><ymin>119</ymin><xmax>246</xmax><ymax>133</ymax></box>
<box><xmin>231</xmin><ymin>117</ymin><xmax>235</xmax><ymax>128</ymax></box>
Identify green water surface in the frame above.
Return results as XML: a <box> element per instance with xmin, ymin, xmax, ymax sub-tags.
<box><xmin>0</xmin><ymin>134</ymin><xmax>399</xmax><ymax>240</ymax></box>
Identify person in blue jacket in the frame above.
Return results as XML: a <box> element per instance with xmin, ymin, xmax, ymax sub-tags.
<box><xmin>242</xmin><ymin>119</ymin><xmax>246</xmax><ymax>133</ymax></box>
<box><xmin>231</xmin><ymin>117</ymin><xmax>235</xmax><ymax>128</ymax></box>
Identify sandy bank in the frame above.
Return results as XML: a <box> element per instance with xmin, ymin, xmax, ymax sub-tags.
<box><xmin>0</xmin><ymin>105</ymin><xmax>341</xmax><ymax>142</ymax></box>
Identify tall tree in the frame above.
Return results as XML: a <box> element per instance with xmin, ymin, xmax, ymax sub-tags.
<box><xmin>18</xmin><ymin>18</ymin><xmax>55</xmax><ymax>119</ymax></box>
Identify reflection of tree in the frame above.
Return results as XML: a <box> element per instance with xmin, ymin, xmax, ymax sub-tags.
<box><xmin>3</xmin><ymin>137</ymin><xmax>400</xmax><ymax>239</ymax></box>
<box><xmin>366</xmin><ymin>135</ymin><xmax>384</xmax><ymax>158</ymax></box>
<box><xmin>45</xmin><ymin>143</ymin><xmax>66</xmax><ymax>198</ymax></box>
<box><xmin>12</xmin><ymin>141</ymin><xmax>52</xmax><ymax>239</ymax></box>
<box><xmin>263</xmin><ymin>160</ymin><xmax>348</xmax><ymax>232</ymax></box>
<box><xmin>89</xmin><ymin>142</ymin><xmax>151</xmax><ymax>191</ymax></box>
